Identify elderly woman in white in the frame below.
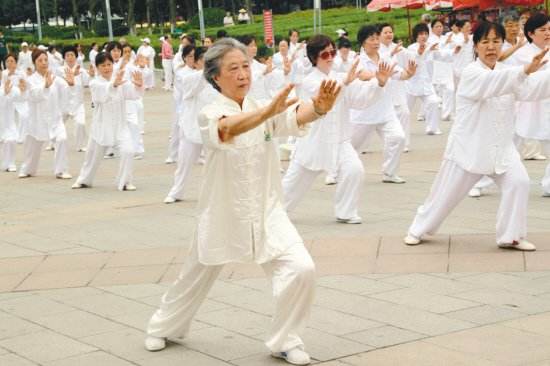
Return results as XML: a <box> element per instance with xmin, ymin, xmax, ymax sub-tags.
<box><xmin>145</xmin><ymin>38</ymin><xmax>341</xmax><ymax>366</ymax></box>
<box><xmin>404</xmin><ymin>22</ymin><xmax>550</xmax><ymax>251</ymax></box>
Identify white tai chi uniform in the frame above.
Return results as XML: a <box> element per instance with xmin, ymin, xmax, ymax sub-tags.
<box><xmin>73</xmin><ymin>75</ymin><xmax>144</xmax><ymax>190</ymax></box>
<box><xmin>137</xmin><ymin>44</ymin><xmax>156</xmax><ymax>73</ymax></box>
<box><xmin>56</xmin><ymin>65</ymin><xmax>89</xmax><ymax>151</ymax></box>
<box><xmin>380</xmin><ymin>43</ymin><xmax>412</xmax><ymax>150</ymax></box>
<box><xmin>167</xmin><ymin>65</ymin><xmax>194</xmax><ymax>163</ymax></box>
<box><xmin>408</xmin><ymin>60</ymin><xmax>550</xmax><ymax>245</ymax></box>
<box><xmin>282</xmin><ymin>67</ymin><xmax>383</xmax><ymax>220</ymax></box>
<box><xmin>19</xmin><ymin>72</ymin><xmax>71</xmax><ymax>177</ymax></box>
<box><xmin>0</xmin><ymin>79</ymin><xmax>22</xmax><ymax>171</ymax></box>
<box><xmin>428</xmin><ymin>33</ymin><xmax>455</xmax><ymax>120</ymax></box>
<box><xmin>406</xmin><ymin>43</ymin><xmax>441</xmax><ymax>134</ymax></box>
<box><xmin>1</xmin><ymin>69</ymin><xmax>29</xmax><ymax>144</ymax></box>
<box><xmin>148</xmin><ymin>93</ymin><xmax>315</xmax><ymax>355</ymax></box>
<box><xmin>17</xmin><ymin>50</ymin><xmax>33</xmax><ymax>73</ymax></box>
<box><xmin>510</xmin><ymin>42</ymin><xmax>550</xmax><ymax>195</ymax></box>
<box><xmin>165</xmin><ymin>69</ymin><xmax>217</xmax><ymax>201</ymax></box>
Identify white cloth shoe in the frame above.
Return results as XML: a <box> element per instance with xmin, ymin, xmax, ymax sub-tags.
<box><xmin>498</xmin><ymin>240</ymin><xmax>536</xmax><ymax>251</ymax></box>
<box><xmin>404</xmin><ymin>234</ymin><xmax>421</xmax><ymax>245</ymax></box>
<box><xmin>6</xmin><ymin>166</ymin><xmax>17</xmax><ymax>172</ymax></box>
<box><xmin>164</xmin><ymin>157</ymin><xmax>176</xmax><ymax>164</ymax></box>
<box><xmin>525</xmin><ymin>154</ymin><xmax>547</xmax><ymax>161</ymax></box>
<box><xmin>144</xmin><ymin>336</ymin><xmax>166</xmax><ymax>352</ymax></box>
<box><xmin>272</xmin><ymin>347</ymin><xmax>311</xmax><ymax>365</ymax></box>
<box><xmin>72</xmin><ymin>182</ymin><xmax>90</xmax><ymax>189</ymax></box>
<box><xmin>56</xmin><ymin>172</ymin><xmax>73</xmax><ymax>179</ymax></box>
<box><xmin>336</xmin><ymin>216</ymin><xmax>362</xmax><ymax>224</ymax></box>
<box><xmin>324</xmin><ymin>175</ymin><xmax>337</xmax><ymax>185</ymax></box>
<box><xmin>163</xmin><ymin>196</ymin><xmax>180</xmax><ymax>204</ymax></box>
<box><xmin>383</xmin><ymin>174</ymin><xmax>406</xmax><ymax>184</ymax></box>
<box><xmin>122</xmin><ymin>184</ymin><xmax>137</xmax><ymax>191</ymax></box>
<box><xmin>468</xmin><ymin>187</ymin><xmax>482</xmax><ymax>197</ymax></box>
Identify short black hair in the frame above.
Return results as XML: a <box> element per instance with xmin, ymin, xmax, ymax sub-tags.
<box><xmin>216</xmin><ymin>29</ymin><xmax>227</xmax><ymax>38</ymax></box>
<box><xmin>94</xmin><ymin>51</ymin><xmax>114</xmax><ymax>67</ymax></box>
<box><xmin>337</xmin><ymin>38</ymin><xmax>352</xmax><ymax>49</ymax></box>
<box><xmin>357</xmin><ymin>24</ymin><xmax>380</xmax><ymax>46</ymax></box>
<box><xmin>455</xmin><ymin>19</ymin><xmax>467</xmax><ymax>29</ymax></box>
<box><xmin>378</xmin><ymin>22</ymin><xmax>393</xmax><ymax>32</ymax></box>
<box><xmin>182</xmin><ymin>35</ymin><xmax>195</xmax><ymax>44</ymax></box>
<box><xmin>306</xmin><ymin>34</ymin><xmax>335</xmax><ymax>66</ymax></box>
<box><xmin>431</xmin><ymin>19</ymin><xmax>444</xmax><ymax>28</ymax></box>
<box><xmin>105</xmin><ymin>41</ymin><xmax>122</xmax><ymax>54</ymax></box>
<box><xmin>288</xmin><ymin>29</ymin><xmax>299</xmax><ymax>37</ymax></box>
<box><xmin>237</xmin><ymin>35</ymin><xmax>256</xmax><ymax>46</ymax></box>
<box><xmin>473</xmin><ymin>21</ymin><xmax>505</xmax><ymax>45</ymax></box>
<box><xmin>412</xmin><ymin>23</ymin><xmax>430</xmax><ymax>41</ymax></box>
<box><xmin>194</xmin><ymin>46</ymin><xmax>206</xmax><ymax>61</ymax></box>
<box><xmin>181</xmin><ymin>45</ymin><xmax>195</xmax><ymax>60</ymax></box>
<box><xmin>524</xmin><ymin>13</ymin><xmax>550</xmax><ymax>43</ymax></box>
<box><xmin>62</xmin><ymin>45</ymin><xmax>77</xmax><ymax>59</ymax></box>
<box><xmin>48</xmin><ymin>45</ymin><xmax>57</xmax><ymax>53</ymax></box>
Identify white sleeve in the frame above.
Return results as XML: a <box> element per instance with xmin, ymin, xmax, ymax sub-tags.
<box><xmin>457</xmin><ymin>64</ymin><xmax>527</xmax><ymax>100</ymax></box>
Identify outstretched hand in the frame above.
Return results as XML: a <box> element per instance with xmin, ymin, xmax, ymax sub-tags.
<box><xmin>3</xmin><ymin>79</ymin><xmax>12</xmax><ymax>95</ymax></box>
<box><xmin>132</xmin><ymin>71</ymin><xmax>144</xmax><ymax>88</ymax></box>
<box><xmin>18</xmin><ymin>78</ymin><xmax>26</xmax><ymax>93</ymax></box>
<box><xmin>403</xmin><ymin>59</ymin><xmax>417</xmax><ymax>79</ymax></box>
<box><xmin>525</xmin><ymin>46</ymin><xmax>549</xmax><ymax>75</ymax></box>
<box><xmin>311</xmin><ymin>79</ymin><xmax>341</xmax><ymax>115</ymax></box>
<box><xmin>376</xmin><ymin>61</ymin><xmax>396</xmax><ymax>87</ymax></box>
<box><xmin>344</xmin><ymin>58</ymin><xmax>361</xmax><ymax>85</ymax></box>
<box><xmin>391</xmin><ymin>41</ymin><xmax>403</xmax><ymax>56</ymax></box>
<box><xmin>113</xmin><ymin>69</ymin><xmax>126</xmax><ymax>87</ymax></box>
<box><xmin>264</xmin><ymin>84</ymin><xmax>299</xmax><ymax>119</ymax></box>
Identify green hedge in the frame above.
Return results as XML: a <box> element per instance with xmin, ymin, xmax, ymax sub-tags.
<box><xmin>190</xmin><ymin>8</ymin><xmax>226</xmax><ymax>28</ymax></box>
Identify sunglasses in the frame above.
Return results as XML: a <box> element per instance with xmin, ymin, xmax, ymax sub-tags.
<box><xmin>319</xmin><ymin>49</ymin><xmax>337</xmax><ymax>60</ymax></box>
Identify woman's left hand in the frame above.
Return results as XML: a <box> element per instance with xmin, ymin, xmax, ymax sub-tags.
<box><xmin>311</xmin><ymin>79</ymin><xmax>341</xmax><ymax>115</ymax></box>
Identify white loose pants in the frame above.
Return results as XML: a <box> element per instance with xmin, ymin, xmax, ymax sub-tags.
<box><xmin>395</xmin><ymin>103</ymin><xmax>411</xmax><ymax>150</ymax></box>
<box><xmin>75</xmin><ymin>138</ymin><xmax>134</xmax><ymax>190</ymax></box>
<box><xmin>350</xmin><ymin>119</ymin><xmax>405</xmax><ymax>177</ymax></box>
<box><xmin>0</xmin><ymin>140</ymin><xmax>16</xmax><ymax>170</ymax></box>
<box><xmin>541</xmin><ymin>141</ymin><xmax>550</xmax><ymax>195</ymax></box>
<box><xmin>162</xmin><ymin>59</ymin><xmax>173</xmax><ymax>90</ymax></box>
<box><xmin>408</xmin><ymin>158</ymin><xmax>530</xmax><ymax>244</ymax></box>
<box><xmin>166</xmin><ymin>137</ymin><xmax>202</xmax><ymax>200</ymax></box>
<box><xmin>407</xmin><ymin>93</ymin><xmax>440</xmax><ymax>134</ymax></box>
<box><xmin>63</xmin><ymin>105</ymin><xmax>87</xmax><ymax>151</ymax></box>
<box><xmin>283</xmin><ymin>142</ymin><xmax>364</xmax><ymax>220</ymax></box>
<box><xmin>147</xmin><ymin>242</ymin><xmax>315</xmax><ymax>353</ymax></box>
<box><xmin>19</xmin><ymin>135</ymin><xmax>69</xmax><ymax>176</ymax></box>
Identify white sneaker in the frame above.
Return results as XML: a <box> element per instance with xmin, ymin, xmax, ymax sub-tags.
<box><xmin>123</xmin><ymin>184</ymin><xmax>137</xmax><ymax>191</ymax></box>
<box><xmin>404</xmin><ymin>234</ymin><xmax>421</xmax><ymax>245</ymax></box>
<box><xmin>336</xmin><ymin>216</ymin><xmax>362</xmax><ymax>224</ymax></box>
<box><xmin>498</xmin><ymin>240</ymin><xmax>536</xmax><ymax>252</ymax></box>
<box><xmin>163</xmin><ymin>196</ymin><xmax>180</xmax><ymax>204</ymax></box>
<box><xmin>426</xmin><ymin>130</ymin><xmax>443</xmax><ymax>135</ymax></box>
<box><xmin>56</xmin><ymin>172</ymin><xmax>73</xmax><ymax>180</ymax></box>
<box><xmin>45</xmin><ymin>145</ymin><xmax>54</xmax><ymax>151</ymax></box>
<box><xmin>417</xmin><ymin>115</ymin><xmax>425</xmax><ymax>121</ymax></box>
<box><xmin>71</xmin><ymin>182</ymin><xmax>90</xmax><ymax>189</ymax></box>
<box><xmin>272</xmin><ymin>347</ymin><xmax>311</xmax><ymax>365</ymax></box>
<box><xmin>6</xmin><ymin>166</ymin><xmax>17</xmax><ymax>172</ymax></box>
<box><xmin>197</xmin><ymin>157</ymin><xmax>206</xmax><ymax>165</ymax></box>
<box><xmin>525</xmin><ymin>154</ymin><xmax>547</xmax><ymax>161</ymax></box>
<box><xmin>383</xmin><ymin>174</ymin><xmax>406</xmax><ymax>184</ymax></box>
<box><xmin>18</xmin><ymin>173</ymin><xmax>31</xmax><ymax>178</ymax></box>
<box><xmin>134</xmin><ymin>155</ymin><xmax>143</xmax><ymax>160</ymax></box>
<box><xmin>144</xmin><ymin>336</ymin><xmax>166</xmax><ymax>352</ymax></box>
<box><xmin>103</xmin><ymin>153</ymin><xmax>115</xmax><ymax>159</ymax></box>
<box><xmin>468</xmin><ymin>187</ymin><xmax>482</xmax><ymax>197</ymax></box>
<box><xmin>324</xmin><ymin>175</ymin><xmax>337</xmax><ymax>185</ymax></box>
<box><xmin>403</xmin><ymin>147</ymin><xmax>410</xmax><ymax>153</ymax></box>
<box><xmin>165</xmin><ymin>157</ymin><xmax>176</xmax><ymax>164</ymax></box>
<box><xmin>78</xmin><ymin>147</ymin><xmax>87</xmax><ymax>152</ymax></box>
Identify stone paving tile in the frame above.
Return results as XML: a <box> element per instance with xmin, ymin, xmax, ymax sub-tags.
<box><xmin>33</xmin><ymin>253</ymin><xmax>112</xmax><ymax>272</ymax></box>
<box><xmin>379</xmin><ymin>273</ymin><xmax>482</xmax><ymax>295</ymax></box>
<box><xmin>526</xmin><ymin>252</ymin><xmax>550</xmax><ymax>271</ymax></box>
<box><xmin>90</xmin><ymin>264</ymin><xmax>168</xmax><ymax>287</ymax></box>
<box><xmin>298</xmin><ymin>327</ymin><xmax>373</xmax><ymax>362</ymax></box>
<box><xmin>308</xmin><ymin>306</ymin><xmax>383</xmax><ymax>336</ymax></box>
<box><xmin>449</xmin><ymin>252</ymin><xmax>525</xmax><ymax>272</ymax></box>
<box><xmin>379</xmin><ymin>235</ymin><xmax>449</xmax><ymax>254</ymax></box>
<box><xmin>231</xmin><ymin>353</ymin><xmax>294</xmax><ymax>366</ymax></box>
<box><xmin>0</xmin><ymin>256</ymin><xmax>44</xmax><ymax>276</ymax></box>
<box><xmin>426</xmin><ymin>324</ymin><xmax>550</xmax><ymax>366</ymax></box>
<box><xmin>135</xmin><ymin>348</ymin><xmax>232</xmax><ymax>366</ymax></box>
<box><xmin>0</xmin><ymin>242</ymin><xmax>43</xmax><ymax>259</ymax></box>
<box><xmin>0</xmin><ymin>330</ymin><xmax>97</xmax><ymax>364</ymax></box>
<box><xmin>0</xmin><ymin>313</ymin><xmax>45</xmax><ymax>340</ymax></box>
<box><xmin>105</xmin><ymin>248</ymin><xmax>180</xmax><ymax>268</ymax></box>
<box><xmin>182</xmin><ymin>327</ymin><xmax>266</xmax><ymax>361</ymax></box>
<box><xmin>456</xmin><ymin>272</ymin><xmax>550</xmax><ymax>296</ymax></box>
<box><xmin>370</xmin><ymin>288</ymin><xmax>482</xmax><ymax>314</ymax></box>
<box><xmin>339</xmin><ymin>341</ymin><xmax>498</xmax><ymax>366</ymax></box>
<box><xmin>0</xmin><ymin>353</ymin><xmax>39</xmax><ymax>366</ymax></box>
<box><xmin>0</xmin><ymin>294</ymin><xmax>76</xmax><ymax>320</ymax></box>
<box><xmin>58</xmin><ymin>292</ymin><xmax>155</xmax><ymax>318</ymax></box>
<box><xmin>34</xmin><ymin>287</ymin><xmax>105</xmax><ymax>302</ymax></box>
<box><xmin>15</xmin><ymin>269</ymin><xmax>99</xmax><ymax>291</ymax></box>
<box><xmin>0</xmin><ymin>273</ymin><xmax>29</xmax><ymax>293</ymax></box>
<box><xmin>500</xmin><ymin>312</ymin><xmax>550</xmax><ymax>337</ymax></box>
<box><xmin>80</xmin><ymin>328</ymin><xmax>157</xmax><ymax>362</ymax></box>
<box><xmin>503</xmin><ymin>271</ymin><xmax>550</xmax><ymax>279</ymax></box>
<box><xmin>445</xmin><ymin>305</ymin><xmax>525</xmax><ymax>325</ymax></box>
<box><xmin>213</xmin><ymin>289</ymin><xmax>274</xmax><ymax>316</ymax></box>
<box><xmin>98</xmin><ymin>283</ymin><xmax>168</xmax><ymax>300</ymax></box>
<box><xmin>317</xmin><ymin>275</ymin><xmax>403</xmax><ymax>295</ymax></box>
<box><xmin>375</xmin><ymin>253</ymin><xmax>449</xmax><ymax>273</ymax></box>
<box><xmin>195</xmin><ymin>307</ymin><xmax>271</xmax><ymax>337</ymax></box>
<box><xmin>452</xmin><ymin>288</ymin><xmax>550</xmax><ymax>315</ymax></box>
<box><xmin>343</xmin><ymin>325</ymin><xmax>427</xmax><ymax>348</ymax></box>
<box><xmin>43</xmin><ymin>351</ymin><xmax>136</xmax><ymax>366</ymax></box>
<box><xmin>450</xmin><ymin>234</ymin><xmax>506</xmax><ymax>253</ymax></box>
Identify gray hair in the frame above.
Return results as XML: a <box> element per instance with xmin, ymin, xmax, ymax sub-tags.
<box><xmin>502</xmin><ymin>15</ymin><xmax>519</xmax><ymax>24</ymax></box>
<box><xmin>203</xmin><ymin>37</ymin><xmax>248</xmax><ymax>92</ymax></box>
<box><xmin>421</xmin><ymin>13</ymin><xmax>432</xmax><ymax>23</ymax></box>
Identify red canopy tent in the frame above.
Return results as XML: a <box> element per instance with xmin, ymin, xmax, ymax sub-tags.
<box><xmin>452</xmin><ymin>0</ymin><xmax>544</xmax><ymax>10</ymax></box>
<box><xmin>367</xmin><ymin>0</ymin><xmax>426</xmax><ymax>39</ymax></box>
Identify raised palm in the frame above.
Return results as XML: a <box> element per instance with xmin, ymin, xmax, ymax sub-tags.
<box><xmin>312</xmin><ymin>79</ymin><xmax>341</xmax><ymax>115</ymax></box>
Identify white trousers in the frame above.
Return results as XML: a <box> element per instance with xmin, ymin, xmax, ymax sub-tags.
<box><xmin>350</xmin><ymin>119</ymin><xmax>405</xmax><ymax>177</ymax></box>
<box><xmin>167</xmin><ymin>137</ymin><xmax>202</xmax><ymax>200</ymax></box>
<box><xmin>441</xmin><ymin>85</ymin><xmax>455</xmax><ymax>120</ymax></box>
<box><xmin>63</xmin><ymin>105</ymin><xmax>87</xmax><ymax>151</ymax></box>
<box><xmin>75</xmin><ymin>138</ymin><xmax>134</xmax><ymax>190</ymax></box>
<box><xmin>395</xmin><ymin>103</ymin><xmax>411</xmax><ymax>149</ymax></box>
<box><xmin>407</xmin><ymin>93</ymin><xmax>440</xmax><ymax>134</ymax></box>
<box><xmin>0</xmin><ymin>140</ymin><xmax>16</xmax><ymax>170</ymax></box>
<box><xmin>147</xmin><ymin>242</ymin><xmax>315</xmax><ymax>353</ymax></box>
<box><xmin>15</xmin><ymin>106</ymin><xmax>29</xmax><ymax>144</ymax></box>
<box><xmin>283</xmin><ymin>142</ymin><xmax>364</xmax><ymax>220</ymax></box>
<box><xmin>541</xmin><ymin>141</ymin><xmax>550</xmax><ymax>194</ymax></box>
<box><xmin>20</xmin><ymin>135</ymin><xmax>69</xmax><ymax>176</ymax></box>
<box><xmin>408</xmin><ymin>158</ymin><xmax>530</xmax><ymax>244</ymax></box>
<box><xmin>519</xmin><ymin>138</ymin><xmax>544</xmax><ymax>160</ymax></box>
<box><xmin>167</xmin><ymin>120</ymin><xmax>180</xmax><ymax>162</ymax></box>
<box><xmin>162</xmin><ymin>59</ymin><xmax>173</xmax><ymax>90</ymax></box>
<box><xmin>474</xmin><ymin>175</ymin><xmax>495</xmax><ymax>190</ymax></box>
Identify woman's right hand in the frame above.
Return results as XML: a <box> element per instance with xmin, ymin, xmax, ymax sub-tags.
<box><xmin>263</xmin><ymin>84</ymin><xmax>298</xmax><ymax>119</ymax></box>
<box><xmin>524</xmin><ymin>47</ymin><xmax>549</xmax><ymax>75</ymax></box>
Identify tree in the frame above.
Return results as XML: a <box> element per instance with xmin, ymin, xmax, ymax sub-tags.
<box><xmin>71</xmin><ymin>0</ymin><xmax>81</xmax><ymax>36</ymax></box>
<box><xmin>127</xmin><ymin>0</ymin><xmax>136</xmax><ymax>35</ymax></box>
<box><xmin>169</xmin><ymin>0</ymin><xmax>176</xmax><ymax>33</ymax></box>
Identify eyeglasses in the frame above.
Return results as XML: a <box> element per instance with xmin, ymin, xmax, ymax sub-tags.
<box><xmin>319</xmin><ymin>49</ymin><xmax>337</xmax><ymax>60</ymax></box>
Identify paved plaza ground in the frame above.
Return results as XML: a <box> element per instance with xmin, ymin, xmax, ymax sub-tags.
<box><xmin>1</xmin><ymin>77</ymin><xmax>550</xmax><ymax>365</ymax></box>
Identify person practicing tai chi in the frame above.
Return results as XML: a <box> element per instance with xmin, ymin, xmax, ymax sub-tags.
<box><xmin>282</xmin><ymin>34</ymin><xmax>392</xmax><ymax>225</ymax></box>
<box><xmin>404</xmin><ymin>22</ymin><xmax>550</xmax><ymax>251</ymax></box>
<box><xmin>71</xmin><ymin>52</ymin><xmax>144</xmax><ymax>191</ymax></box>
<box><xmin>145</xmin><ymin>38</ymin><xmax>341</xmax><ymax>366</ymax></box>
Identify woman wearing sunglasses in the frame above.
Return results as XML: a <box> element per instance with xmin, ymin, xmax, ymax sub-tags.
<box><xmin>282</xmin><ymin>34</ymin><xmax>394</xmax><ymax>224</ymax></box>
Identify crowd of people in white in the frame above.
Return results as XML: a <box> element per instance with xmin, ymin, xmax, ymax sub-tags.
<box><xmin>1</xmin><ymin>10</ymin><xmax>550</xmax><ymax>365</ymax></box>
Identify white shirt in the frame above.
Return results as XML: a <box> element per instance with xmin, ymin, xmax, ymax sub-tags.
<box><xmin>137</xmin><ymin>45</ymin><xmax>156</xmax><ymax>70</ymax></box>
<box><xmin>510</xmin><ymin>42</ymin><xmax>550</xmax><ymax>140</ymax></box>
<box><xmin>350</xmin><ymin>53</ymin><xmax>401</xmax><ymax>125</ymax></box>
<box><xmin>294</xmin><ymin>67</ymin><xmax>383</xmax><ymax>171</ymax></box>
<box><xmin>17</xmin><ymin>51</ymin><xmax>33</xmax><ymax>72</ymax></box>
<box><xmin>406</xmin><ymin>43</ymin><xmax>437</xmax><ymax>96</ymax></box>
<box><xmin>428</xmin><ymin>33</ymin><xmax>455</xmax><ymax>86</ymax></box>
<box><xmin>452</xmin><ymin>35</ymin><xmax>475</xmax><ymax>79</ymax></box>
<box><xmin>249</xmin><ymin>59</ymin><xmax>286</xmax><ymax>101</ymax></box>
<box><xmin>197</xmin><ymin>93</ymin><xmax>308</xmax><ymax>265</ymax></box>
<box><xmin>332</xmin><ymin>51</ymin><xmax>355</xmax><ymax>73</ymax></box>
<box><xmin>89</xmin><ymin>49</ymin><xmax>98</xmax><ymax>68</ymax></box>
<box><xmin>55</xmin><ymin>64</ymin><xmax>90</xmax><ymax>116</ymax></box>
<box><xmin>89</xmin><ymin>75</ymin><xmax>144</xmax><ymax>146</ymax></box>
<box><xmin>47</xmin><ymin>52</ymin><xmax>63</xmax><ymax>73</ymax></box>
<box><xmin>0</xmin><ymin>78</ymin><xmax>22</xmax><ymax>142</ymax></box>
<box><xmin>445</xmin><ymin>60</ymin><xmax>550</xmax><ymax>175</ymax></box>
<box><xmin>379</xmin><ymin>42</ymin><xmax>410</xmax><ymax>107</ymax></box>
<box><xmin>173</xmin><ymin>65</ymin><xmax>194</xmax><ymax>118</ymax></box>
<box><xmin>26</xmin><ymin>72</ymin><xmax>69</xmax><ymax>141</ymax></box>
